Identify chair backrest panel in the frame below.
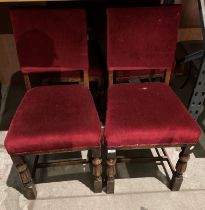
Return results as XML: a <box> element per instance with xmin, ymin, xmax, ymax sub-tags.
<box><xmin>107</xmin><ymin>6</ymin><xmax>181</xmax><ymax>71</ymax></box>
<box><xmin>10</xmin><ymin>8</ymin><xmax>88</xmax><ymax>73</ymax></box>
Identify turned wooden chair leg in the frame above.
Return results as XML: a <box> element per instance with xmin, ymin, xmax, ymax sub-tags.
<box><xmin>170</xmin><ymin>146</ymin><xmax>191</xmax><ymax>191</ymax></box>
<box><xmin>11</xmin><ymin>155</ymin><xmax>37</xmax><ymax>199</ymax></box>
<box><xmin>106</xmin><ymin>149</ymin><xmax>116</xmax><ymax>194</ymax></box>
<box><xmin>92</xmin><ymin>148</ymin><xmax>102</xmax><ymax>193</ymax></box>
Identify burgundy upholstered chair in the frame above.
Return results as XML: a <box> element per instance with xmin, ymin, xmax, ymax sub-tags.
<box><xmin>105</xmin><ymin>6</ymin><xmax>201</xmax><ymax>193</ymax></box>
<box><xmin>5</xmin><ymin>8</ymin><xmax>102</xmax><ymax>199</ymax></box>
<box><xmin>10</xmin><ymin>7</ymin><xmax>102</xmax><ymax>89</ymax></box>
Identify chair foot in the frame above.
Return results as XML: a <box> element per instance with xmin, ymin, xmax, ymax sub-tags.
<box><xmin>106</xmin><ymin>149</ymin><xmax>116</xmax><ymax>194</ymax></box>
<box><xmin>23</xmin><ymin>182</ymin><xmax>37</xmax><ymax>200</ymax></box>
<box><xmin>170</xmin><ymin>146</ymin><xmax>191</xmax><ymax>191</ymax></box>
<box><xmin>107</xmin><ymin>177</ymin><xmax>115</xmax><ymax>194</ymax></box>
<box><xmin>94</xmin><ymin>177</ymin><xmax>102</xmax><ymax>193</ymax></box>
<box><xmin>170</xmin><ymin>173</ymin><xmax>183</xmax><ymax>191</ymax></box>
<box><xmin>92</xmin><ymin>149</ymin><xmax>102</xmax><ymax>193</ymax></box>
<box><xmin>11</xmin><ymin>155</ymin><xmax>37</xmax><ymax>199</ymax></box>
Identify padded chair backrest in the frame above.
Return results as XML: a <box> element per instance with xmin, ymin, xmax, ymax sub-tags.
<box><xmin>107</xmin><ymin>6</ymin><xmax>181</xmax><ymax>72</ymax></box>
<box><xmin>10</xmin><ymin>8</ymin><xmax>88</xmax><ymax>74</ymax></box>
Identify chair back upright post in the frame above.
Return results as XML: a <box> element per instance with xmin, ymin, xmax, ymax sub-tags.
<box><xmin>83</xmin><ymin>70</ymin><xmax>89</xmax><ymax>89</ymax></box>
<box><xmin>165</xmin><ymin>69</ymin><xmax>171</xmax><ymax>85</ymax></box>
<box><xmin>108</xmin><ymin>71</ymin><xmax>114</xmax><ymax>86</ymax></box>
<box><xmin>23</xmin><ymin>74</ymin><xmax>31</xmax><ymax>90</ymax></box>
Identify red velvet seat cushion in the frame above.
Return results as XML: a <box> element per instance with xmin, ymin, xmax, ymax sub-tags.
<box><xmin>5</xmin><ymin>85</ymin><xmax>101</xmax><ymax>155</ymax></box>
<box><xmin>105</xmin><ymin>83</ymin><xmax>201</xmax><ymax>148</ymax></box>
<box><xmin>107</xmin><ymin>6</ymin><xmax>180</xmax><ymax>71</ymax></box>
<box><xmin>10</xmin><ymin>8</ymin><xmax>88</xmax><ymax>73</ymax></box>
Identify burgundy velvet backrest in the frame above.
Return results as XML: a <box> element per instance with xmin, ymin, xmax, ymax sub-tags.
<box><xmin>107</xmin><ymin>6</ymin><xmax>181</xmax><ymax>71</ymax></box>
<box><xmin>10</xmin><ymin>8</ymin><xmax>88</xmax><ymax>74</ymax></box>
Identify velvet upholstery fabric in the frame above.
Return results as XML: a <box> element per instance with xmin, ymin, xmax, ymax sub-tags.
<box><xmin>10</xmin><ymin>8</ymin><xmax>88</xmax><ymax>73</ymax></box>
<box><xmin>105</xmin><ymin>83</ymin><xmax>201</xmax><ymax>148</ymax></box>
<box><xmin>107</xmin><ymin>6</ymin><xmax>180</xmax><ymax>71</ymax></box>
<box><xmin>5</xmin><ymin>85</ymin><xmax>101</xmax><ymax>155</ymax></box>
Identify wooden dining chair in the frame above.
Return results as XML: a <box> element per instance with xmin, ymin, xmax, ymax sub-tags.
<box><xmin>105</xmin><ymin>6</ymin><xmax>201</xmax><ymax>193</ymax></box>
<box><xmin>4</xmin><ymin>8</ymin><xmax>102</xmax><ymax>199</ymax></box>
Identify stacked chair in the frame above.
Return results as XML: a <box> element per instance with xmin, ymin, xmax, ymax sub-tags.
<box><xmin>4</xmin><ymin>5</ymin><xmax>201</xmax><ymax>199</ymax></box>
<box><xmin>5</xmin><ymin>8</ymin><xmax>102</xmax><ymax>199</ymax></box>
<box><xmin>10</xmin><ymin>8</ymin><xmax>103</xmax><ymax>89</ymax></box>
<box><xmin>104</xmin><ymin>6</ymin><xmax>201</xmax><ymax>193</ymax></box>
